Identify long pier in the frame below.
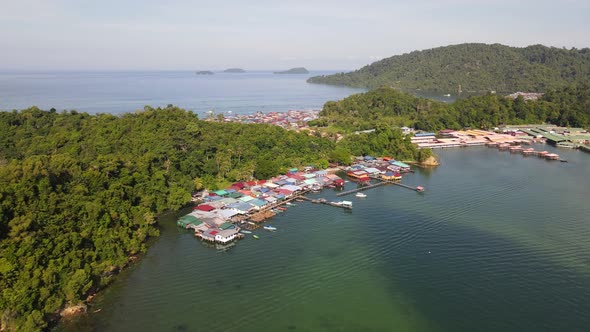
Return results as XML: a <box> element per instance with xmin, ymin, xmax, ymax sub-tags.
<box><xmin>336</xmin><ymin>181</ymin><xmax>388</xmax><ymax>197</ymax></box>
<box><xmin>391</xmin><ymin>182</ymin><xmax>421</xmax><ymax>191</ymax></box>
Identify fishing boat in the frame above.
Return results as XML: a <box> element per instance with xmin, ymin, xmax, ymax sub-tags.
<box><xmin>253</xmin><ymin>234</ymin><xmax>259</xmax><ymax>239</ymax></box>
<box><xmin>295</xmin><ymin>199</ymin><xmax>304</xmax><ymax>202</ymax></box>
<box><xmin>263</xmin><ymin>225</ymin><xmax>277</xmax><ymax>231</ymax></box>
<box><xmin>240</xmin><ymin>230</ymin><xmax>252</xmax><ymax>234</ymax></box>
<box><xmin>355</xmin><ymin>192</ymin><xmax>367</xmax><ymax>198</ymax></box>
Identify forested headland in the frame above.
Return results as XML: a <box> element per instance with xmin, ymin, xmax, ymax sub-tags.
<box><xmin>309</xmin><ymin>84</ymin><xmax>590</xmax><ymax>132</ymax></box>
<box><xmin>308</xmin><ymin>43</ymin><xmax>590</xmax><ymax>94</ymax></box>
<box><xmin>0</xmin><ymin>107</ymin><xmax>341</xmax><ymax>330</ymax></box>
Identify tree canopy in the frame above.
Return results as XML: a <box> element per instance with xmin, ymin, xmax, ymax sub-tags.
<box><xmin>310</xmin><ymin>84</ymin><xmax>590</xmax><ymax>133</ymax></box>
<box><xmin>308</xmin><ymin>43</ymin><xmax>590</xmax><ymax>94</ymax></box>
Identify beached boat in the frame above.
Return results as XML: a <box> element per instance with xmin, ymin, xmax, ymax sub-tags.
<box><xmin>355</xmin><ymin>192</ymin><xmax>367</xmax><ymax>198</ymax></box>
<box><xmin>240</xmin><ymin>230</ymin><xmax>252</xmax><ymax>234</ymax></box>
<box><xmin>253</xmin><ymin>234</ymin><xmax>259</xmax><ymax>239</ymax></box>
<box><xmin>263</xmin><ymin>225</ymin><xmax>277</xmax><ymax>231</ymax></box>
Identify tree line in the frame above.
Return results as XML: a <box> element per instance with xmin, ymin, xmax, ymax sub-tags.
<box><xmin>309</xmin><ymin>84</ymin><xmax>590</xmax><ymax>133</ymax></box>
<box><xmin>308</xmin><ymin>43</ymin><xmax>590</xmax><ymax>94</ymax></box>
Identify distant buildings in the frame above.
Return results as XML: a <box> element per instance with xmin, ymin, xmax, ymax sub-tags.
<box><xmin>506</xmin><ymin>92</ymin><xmax>544</xmax><ymax>101</ymax></box>
<box><xmin>208</xmin><ymin>109</ymin><xmax>320</xmax><ymax>131</ymax></box>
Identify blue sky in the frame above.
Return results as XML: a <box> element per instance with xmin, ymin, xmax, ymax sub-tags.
<box><xmin>1</xmin><ymin>0</ymin><xmax>589</xmax><ymax>70</ymax></box>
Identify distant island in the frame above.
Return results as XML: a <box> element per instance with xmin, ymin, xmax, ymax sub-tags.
<box><xmin>307</xmin><ymin>43</ymin><xmax>590</xmax><ymax>94</ymax></box>
<box><xmin>274</xmin><ymin>67</ymin><xmax>309</xmax><ymax>74</ymax></box>
<box><xmin>223</xmin><ymin>68</ymin><xmax>246</xmax><ymax>73</ymax></box>
<box><xmin>195</xmin><ymin>71</ymin><xmax>214</xmax><ymax>75</ymax></box>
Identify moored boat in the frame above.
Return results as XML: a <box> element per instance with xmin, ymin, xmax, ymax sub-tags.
<box><xmin>416</xmin><ymin>186</ymin><xmax>425</xmax><ymax>192</ymax></box>
<box><xmin>253</xmin><ymin>234</ymin><xmax>259</xmax><ymax>239</ymax></box>
<box><xmin>355</xmin><ymin>192</ymin><xmax>367</xmax><ymax>198</ymax></box>
<box><xmin>240</xmin><ymin>230</ymin><xmax>252</xmax><ymax>234</ymax></box>
<box><xmin>263</xmin><ymin>225</ymin><xmax>277</xmax><ymax>231</ymax></box>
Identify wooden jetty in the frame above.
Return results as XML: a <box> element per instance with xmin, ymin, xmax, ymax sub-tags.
<box><xmin>335</xmin><ymin>181</ymin><xmax>387</xmax><ymax>197</ymax></box>
<box><xmin>391</xmin><ymin>182</ymin><xmax>422</xmax><ymax>191</ymax></box>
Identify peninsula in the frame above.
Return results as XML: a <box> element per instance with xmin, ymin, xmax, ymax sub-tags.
<box><xmin>274</xmin><ymin>67</ymin><xmax>309</xmax><ymax>74</ymax></box>
<box><xmin>307</xmin><ymin>43</ymin><xmax>590</xmax><ymax>94</ymax></box>
<box><xmin>223</xmin><ymin>68</ymin><xmax>246</xmax><ymax>73</ymax></box>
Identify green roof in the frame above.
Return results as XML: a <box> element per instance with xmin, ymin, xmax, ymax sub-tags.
<box><xmin>177</xmin><ymin>215</ymin><xmax>201</xmax><ymax>227</ymax></box>
<box><xmin>391</xmin><ymin>161</ymin><xmax>410</xmax><ymax>168</ymax></box>
<box><xmin>214</xmin><ymin>190</ymin><xmax>228</xmax><ymax>196</ymax></box>
<box><xmin>220</xmin><ymin>222</ymin><xmax>234</xmax><ymax>230</ymax></box>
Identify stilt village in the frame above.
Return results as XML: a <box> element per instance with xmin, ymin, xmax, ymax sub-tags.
<box><xmin>178</xmin><ymin>125</ymin><xmax>590</xmax><ymax>248</ymax></box>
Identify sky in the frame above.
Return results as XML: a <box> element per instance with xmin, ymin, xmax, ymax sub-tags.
<box><xmin>1</xmin><ymin>0</ymin><xmax>589</xmax><ymax>71</ymax></box>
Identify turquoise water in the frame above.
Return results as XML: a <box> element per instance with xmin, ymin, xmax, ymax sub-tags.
<box><xmin>0</xmin><ymin>71</ymin><xmax>365</xmax><ymax>115</ymax></box>
<box><xmin>57</xmin><ymin>145</ymin><xmax>590</xmax><ymax>332</ymax></box>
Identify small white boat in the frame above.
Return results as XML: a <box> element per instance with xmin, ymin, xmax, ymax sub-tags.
<box><xmin>240</xmin><ymin>230</ymin><xmax>252</xmax><ymax>234</ymax></box>
<box><xmin>263</xmin><ymin>225</ymin><xmax>277</xmax><ymax>231</ymax></box>
<box><xmin>443</xmin><ymin>93</ymin><xmax>451</xmax><ymax>97</ymax></box>
<box><xmin>355</xmin><ymin>192</ymin><xmax>367</xmax><ymax>198</ymax></box>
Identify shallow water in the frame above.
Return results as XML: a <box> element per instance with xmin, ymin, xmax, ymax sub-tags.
<box><xmin>57</xmin><ymin>144</ymin><xmax>590</xmax><ymax>332</ymax></box>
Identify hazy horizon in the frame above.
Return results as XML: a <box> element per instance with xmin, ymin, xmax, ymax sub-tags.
<box><xmin>1</xmin><ymin>0</ymin><xmax>589</xmax><ymax>71</ymax></box>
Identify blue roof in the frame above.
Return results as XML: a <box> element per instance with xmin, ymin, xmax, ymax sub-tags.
<box><xmin>249</xmin><ymin>199</ymin><xmax>268</xmax><ymax>207</ymax></box>
<box><xmin>414</xmin><ymin>133</ymin><xmax>436</xmax><ymax>137</ymax></box>
<box><xmin>228</xmin><ymin>202</ymin><xmax>253</xmax><ymax>212</ymax></box>
<box><xmin>364</xmin><ymin>156</ymin><xmax>375</xmax><ymax>160</ymax></box>
<box><xmin>260</xmin><ymin>188</ymin><xmax>270</xmax><ymax>193</ymax></box>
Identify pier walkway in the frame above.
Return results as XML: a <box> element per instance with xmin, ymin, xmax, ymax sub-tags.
<box><xmin>336</xmin><ymin>181</ymin><xmax>388</xmax><ymax>197</ymax></box>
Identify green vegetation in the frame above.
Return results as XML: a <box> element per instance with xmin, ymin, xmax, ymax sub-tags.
<box><xmin>10</xmin><ymin>79</ymin><xmax>584</xmax><ymax>330</ymax></box>
<box><xmin>274</xmin><ymin>67</ymin><xmax>309</xmax><ymax>74</ymax></box>
<box><xmin>308</xmin><ymin>44</ymin><xmax>590</xmax><ymax>93</ymax></box>
<box><xmin>310</xmin><ymin>84</ymin><xmax>590</xmax><ymax>132</ymax></box>
<box><xmin>0</xmin><ymin>106</ymin><xmax>336</xmax><ymax>331</ymax></box>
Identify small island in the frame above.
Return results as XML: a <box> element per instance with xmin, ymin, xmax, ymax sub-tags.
<box><xmin>223</xmin><ymin>68</ymin><xmax>246</xmax><ymax>73</ymax></box>
<box><xmin>274</xmin><ymin>67</ymin><xmax>309</xmax><ymax>74</ymax></box>
<box><xmin>195</xmin><ymin>71</ymin><xmax>214</xmax><ymax>75</ymax></box>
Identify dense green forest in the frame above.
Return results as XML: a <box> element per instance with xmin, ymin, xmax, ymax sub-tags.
<box><xmin>308</xmin><ymin>44</ymin><xmax>590</xmax><ymax>93</ymax></box>
<box><xmin>0</xmin><ymin>107</ymin><xmax>341</xmax><ymax>331</ymax></box>
<box><xmin>309</xmin><ymin>84</ymin><xmax>590</xmax><ymax>132</ymax></box>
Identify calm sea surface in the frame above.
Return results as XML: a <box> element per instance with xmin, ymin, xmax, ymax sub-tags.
<box><xmin>0</xmin><ymin>71</ymin><xmax>365</xmax><ymax>115</ymax></box>
<box><xmin>57</xmin><ymin>145</ymin><xmax>590</xmax><ymax>332</ymax></box>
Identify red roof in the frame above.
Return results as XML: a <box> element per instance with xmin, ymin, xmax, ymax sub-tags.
<box><xmin>210</xmin><ymin>230</ymin><xmax>219</xmax><ymax>235</ymax></box>
<box><xmin>194</xmin><ymin>204</ymin><xmax>215</xmax><ymax>212</ymax></box>
<box><xmin>246</xmin><ymin>181</ymin><xmax>257</xmax><ymax>186</ymax></box>
<box><xmin>334</xmin><ymin>179</ymin><xmax>345</xmax><ymax>184</ymax></box>
<box><xmin>257</xmin><ymin>180</ymin><xmax>266</xmax><ymax>185</ymax></box>
<box><xmin>232</xmin><ymin>182</ymin><xmax>245</xmax><ymax>189</ymax></box>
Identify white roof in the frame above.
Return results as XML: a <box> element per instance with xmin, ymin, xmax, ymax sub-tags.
<box><xmin>281</xmin><ymin>184</ymin><xmax>301</xmax><ymax>192</ymax></box>
<box><xmin>364</xmin><ymin>167</ymin><xmax>381</xmax><ymax>174</ymax></box>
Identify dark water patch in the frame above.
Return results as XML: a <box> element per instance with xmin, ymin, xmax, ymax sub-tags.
<box><xmin>373</xmin><ymin>209</ymin><xmax>590</xmax><ymax>332</ymax></box>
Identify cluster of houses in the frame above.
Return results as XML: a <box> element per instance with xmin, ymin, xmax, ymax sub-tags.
<box><xmin>412</xmin><ymin>130</ymin><xmax>527</xmax><ymax>149</ymax></box>
<box><xmin>346</xmin><ymin>156</ymin><xmax>410</xmax><ymax>181</ymax></box>
<box><xmin>178</xmin><ymin>167</ymin><xmax>345</xmax><ymax>244</ymax></box>
<box><xmin>216</xmin><ymin>110</ymin><xmax>319</xmax><ymax>130</ymax></box>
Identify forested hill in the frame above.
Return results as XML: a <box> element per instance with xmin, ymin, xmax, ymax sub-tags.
<box><xmin>309</xmin><ymin>84</ymin><xmax>590</xmax><ymax>132</ymax></box>
<box><xmin>307</xmin><ymin>43</ymin><xmax>590</xmax><ymax>94</ymax></box>
<box><xmin>0</xmin><ymin>107</ymin><xmax>335</xmax><ymax>331</ymax></box>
